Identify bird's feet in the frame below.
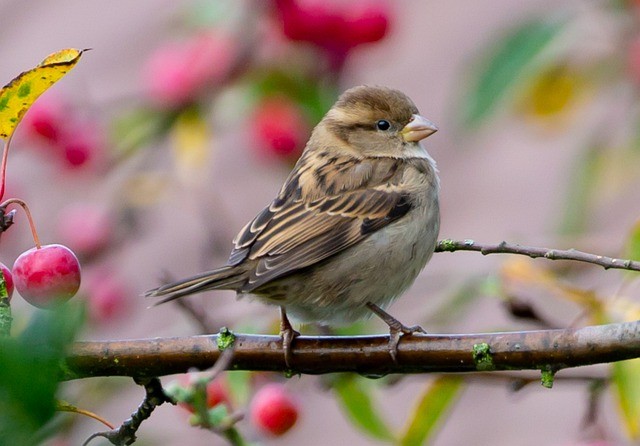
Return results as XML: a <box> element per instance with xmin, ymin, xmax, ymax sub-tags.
<box><xmin>279</xmin><ymin>307</ymin><xmax>300</xmax><ymax>368</ymax></box>
<box><xmin>366</xmin><ymin>302</ymin><xmax>426</xmax><ymax>362</ymax></box>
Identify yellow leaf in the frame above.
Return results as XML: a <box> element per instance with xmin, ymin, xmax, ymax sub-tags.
<box><xmin>520</xmin><ymin>64</ymin><xmax>584</xmax><ymax>118</ymax></box>
<box><xmin>0</xmin><ymin>48</ymin><xmax>85</xmax><ymax>139</ymax></box>
<box><xmin>500</xmin><ymin>258</ymin><xmax>606</xmax><ymax>322</ymax></box>
<box><xmin>123</xmin><ymin>172</ymin><xmax>168</xmax><ymax>207</ymax></box>
<box><xmin>171</xmin><ymin>108</ymin><xmax>210</xmax><ymax>174</ymax></box>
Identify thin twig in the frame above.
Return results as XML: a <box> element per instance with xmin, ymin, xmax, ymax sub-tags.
<box><xmin>435</xmin><ymin>239</ymin><xmax>640</xmax><ymax>272</ymax></box>
<box><xmin>64</xmin><ymin>320</ymin><xmax>640</xmax><ymax>379</ymax></box>
<box><xmin>82</xmin><ymin>377</ymin><xmax>173</xmax><ymax>446</ymax></box>
<box><xmin>1</xmin><ymin>198</ymin><xmax>41</xmax><ymax>248</ymax></box>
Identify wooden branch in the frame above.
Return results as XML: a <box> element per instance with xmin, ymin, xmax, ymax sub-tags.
<box><xmin>63</xmin><ymin>320</ymin><xmax>640</xmax><ymax>381</ymax></box>
<box><xmin>435</xmin><ymin>239</ymin><xmax>640</xmax><ymax>272</ymax></box>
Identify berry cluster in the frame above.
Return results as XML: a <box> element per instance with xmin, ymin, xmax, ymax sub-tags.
<box><xmin>174</xmin><ymin>376</ymin><xmax>299</xmax><ymax>438</ymax></box>
<box><xmin>21</xmin><ymin>93</ymin><xmax>105</xmax><ymax>171</ymax></box>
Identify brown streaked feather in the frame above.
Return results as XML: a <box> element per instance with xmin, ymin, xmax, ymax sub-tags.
<box><xmin>227</xmin><ymin>154</ymin><xmax>428</xmax><ymax>292</ymax></box>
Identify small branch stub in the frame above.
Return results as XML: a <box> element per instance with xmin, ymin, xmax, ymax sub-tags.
<box><xmin>217</xmin><ymin>327</ymin><xmax>235</xmax><ymax>351</ymax></box>
<box><xmin>472</xmin><ymin>342</ymin><xmax>495</xmax><ymax>371</ymax></box>
<box><xmin>541</xmin><ymin>367</ymin><xmax>556</xmax><ymax>389</ymax></box>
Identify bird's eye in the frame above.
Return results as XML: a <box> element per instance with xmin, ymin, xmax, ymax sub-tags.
<box><xmin>376</xmin><ymin>120</ymin><xmax>391</xmax><ymax>131</ymax></box>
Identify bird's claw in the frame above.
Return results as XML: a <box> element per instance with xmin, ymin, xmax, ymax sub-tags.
<box><xmin>366</xmin><ymin>302</ymin><xmax>427</xmax><ymax>363</ymax></box>
<box><xmin>279</xmin><ymin>307</ymin><xmax>300</xmax><ymax>368</ymax></box>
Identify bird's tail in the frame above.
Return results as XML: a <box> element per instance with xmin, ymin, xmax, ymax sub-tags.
<box><xmin>145</xmin><ymin>265</ymin><xmax>245</xmax><ymax>305</ymax></box>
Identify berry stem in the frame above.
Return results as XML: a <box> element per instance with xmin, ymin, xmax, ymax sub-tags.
<box><xmin>0</xmin><ymin>134</ymin><xmax>13</xmax><ymax>201</ymax></box>
<box><xmin>0</xmin><ymin>198</ymin><xmax>42</xmax><ymax>249</ymax></box>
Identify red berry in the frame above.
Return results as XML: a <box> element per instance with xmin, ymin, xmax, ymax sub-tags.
<box><xmin>21</xmin><ymin>93</ymin><xmax>67</xmax><ymax>143</ymax></box>
<box><xmin>252</xmin><ymin>97</ymin><xmax>309</xmax><ymax>160</ymax></box>
<box><xmin>250</xmin><ymin>384</ymin><xmax>299</xmax><ymax>436</ymax></box>
<box><xmin>57</xmin><ymin>203</ymin><xmax>112</xmax><ymax>256</ymax></box>
<box><xmin>0</xmin><ymin>262</ymin><xmax>14</xmax><ymax>300</ymax></box>
<box><xmin>12</xmin><ymin>244</ymin><xmax>81</xmax><ymax>309</ymax></box>
<box><xmin>274</xmin><ymin>0</ymin><xmax>391</xmax><ymax>66</ymax></box>
<box><xmin>205</xmin><ymin>378</ymin><xmax>229</xmax><ymax>408</ymax></box>
<box><xmin>180</xmin><ymin>376</ymin><xmax>231</xmax><ymax>413</ymax></box>
<box><xmin>628</xmin><ymin>34</ymin><xmax>640</xmax><ymax>85</ymax></box>
<box><xmin>343</xmin><ymin>1</ymin><xmax>389</xmax><ymax>46</ymax></box>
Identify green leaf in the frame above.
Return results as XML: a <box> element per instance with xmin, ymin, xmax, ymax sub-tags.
<box><xmin>251</xmin><ymin>69</ymin><xmax>337</xmax><ymax>123</ymax></box>
<box><xmin>226</xmin><ymin>371</ymin><xmax>252</xmax><ymax>407</ymax></box>
<box><xmin>111</xmin><ymin>107</ymin><xmax>176</xmax><ymax>158</ymax></box>
<box><xmin>425</xmin><ymin>277</ymin><xmax>488</xmax><ymax>328</ymax></box>
<box><xmin>462</xmin><ymin>16</ymin><xmax>567</xmax><ymax>128</ymax></box>
<box><xmin>399</xmin><ymin>376</ymin><xmax>464</xmax><ymax>446</ymax></box>
<box><xmin>333</xmin><ymin>374</ymin><xmax>395</xmax><ymax>442</ymax></box>
<box><xmin>612</xmin><ymin>359</ymin><xmax>640</xmax><ymax>439</ymax></box>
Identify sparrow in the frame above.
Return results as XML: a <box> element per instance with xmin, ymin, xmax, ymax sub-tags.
<box><xmin>146</xmin><ymin>85</ymin><xmax>440</xmax><ymax>365</ymax></box>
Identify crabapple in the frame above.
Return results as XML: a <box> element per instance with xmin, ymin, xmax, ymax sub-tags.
<box><xmin>12</xmin><ymin>244</ymin><xmax>81</xmax><ymax>309</ymax></box>
<box><xmin>252</xmin><ymin>97</ymin><xmax>309</xmax><ymax>160</ymax></box>
<box><xmin>180</xmin><ymin>377</ymin><xmax>231</xmax><ymax>413</ymax></box>
<box><xmin>250</xmin><ymin>384</ymin><xmax>299</xmax><ymax>436</ymax></box>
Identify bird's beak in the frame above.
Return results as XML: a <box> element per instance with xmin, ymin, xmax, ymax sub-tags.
<box><xmin>401</xmin><ymin>114</ymin><xmax>438</xmax><ymax>142</ymax></box>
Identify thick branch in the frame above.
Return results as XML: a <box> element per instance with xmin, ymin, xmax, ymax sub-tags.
<box><xmin>63</xmin><ymin>321</ymin><xmax>640</xmax><ymax>380</ymax></box>
<box><xmin>435</xmin><ymin>239</ymin><xmax>640</xmax><ymax>272</ymax></box>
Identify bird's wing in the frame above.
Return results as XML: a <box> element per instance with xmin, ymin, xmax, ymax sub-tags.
<box><xmin>227</xmin><ymin>155</ymin><xmax>432</xmax><ymax>292</ymax></box>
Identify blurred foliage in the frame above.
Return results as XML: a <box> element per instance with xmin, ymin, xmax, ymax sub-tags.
<box><xmin>398</xmin><ymin>377</ymin><xmax>464</xmax><ymax>446</ymax></box>
<box><xmin>613</xmin><ymin>359</ymin><xmax>640</xmax><ymax>439</ymax></box>
<box><xmin>463</xmin><ymin>6</ymin><xmax>640</xmax><ymax>442</ymax></box>
<box><xmin>333</xmin><ymin>374</ymin><xmax>396</xmax><ymax>442</ymax></box>
<box><xmin>462</xmin><ymin>16</ymin><xmax>567</xmax><ymax>128</ymax></box>
<box><xmin>0</xmin><ymin>303</ymin><xmax>83</xmax><ymax>445</ymax></box>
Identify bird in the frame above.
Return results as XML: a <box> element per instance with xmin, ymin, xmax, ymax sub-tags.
<box><xmin>146</xmin><ymin>85</ymin><xmax>440</xmax><ymax>366</ymax></box>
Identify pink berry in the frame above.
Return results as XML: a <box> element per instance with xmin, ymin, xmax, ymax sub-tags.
<box><xmin>250</xmin><ymin>384</ymin><xmax>299</xmax><ymax>436</ymax></box>
<box><xmin>143</xmin><ymin>32</ymin><xmax>237</xmax><ymax>108</ymax></box>
<box><xmin>58</xmin><ymin>122</ymin><xmax>104</xmax><ymax>170</ymax></box>
<box><xmin>12</xmin><ymin>244</ymin><xmax>81</xmax><ymax>309</ymax></box>
<box><xmin>57</xmin><ymin>203</ymin><xmax>112</xmax><ymax>256</ymax></box>
<box><xmin>85</xmin><ymin>271</ymin><xmax>128</xmax><ymax>323</ymax></box>
<box><xmin>0</xmin><ymin>262</ymin><xmax>14</xmax><ymax>300</ymax></box>
<box><xmin>252</xmin><ymin>97</ymin><xmax>309</xmax><ymax>160</ymax></box>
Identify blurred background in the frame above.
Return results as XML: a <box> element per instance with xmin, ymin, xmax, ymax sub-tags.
<box><xmin>1</xmin><ymin>0</ymin><xmax>640</xmax><ymax>444</ymax></box>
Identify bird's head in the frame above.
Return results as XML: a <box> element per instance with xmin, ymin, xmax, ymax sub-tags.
<box><xmin>314</xmin><ymin>85</ymin><xmax>438</xmax><ymax>158</ymax></box>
